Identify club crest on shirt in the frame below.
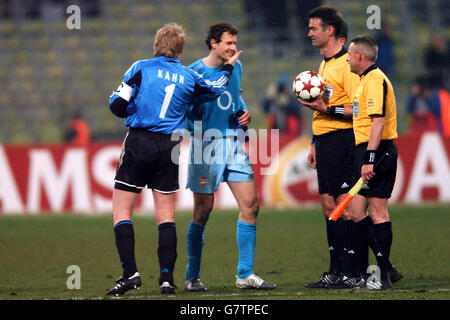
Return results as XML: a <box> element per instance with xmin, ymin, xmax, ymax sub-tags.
<box><xmin>353</xmin><ymin>101</ymin><xmax>359</xmax><ymax>117</ymax></box>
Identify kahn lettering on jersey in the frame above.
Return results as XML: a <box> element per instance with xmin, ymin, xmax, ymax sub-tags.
<box><xmin>158</xmin><ymin>69</ymin><xmax>184</xmax><ymax>84</ymax></box>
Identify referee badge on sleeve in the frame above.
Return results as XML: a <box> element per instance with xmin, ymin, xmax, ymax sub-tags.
<box><xmin>353</xmin><ymin>102</ymin><xmax>359</xmax><ymax>117</ymax></box>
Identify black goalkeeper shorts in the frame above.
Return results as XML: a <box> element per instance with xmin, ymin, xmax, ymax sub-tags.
<box><xmin>315</xmin><ymin>129</ymin><xmax>356</xmax><ymax>196</ymax></box>
<box><xmin>356</xmin><ymin>140</ymin><xmax>398</xmax><ymax>199</ymax></box>
<box><xmin>114</xmin><ymin>128</ymin><xmax>180</xmax><ymax>193</ymax></box>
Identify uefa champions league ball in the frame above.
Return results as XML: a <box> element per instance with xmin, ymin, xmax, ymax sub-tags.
<box><xmin>292</xmin><ymin>71</ymin><xmax>324</xmax><ymax>102</ymax></box>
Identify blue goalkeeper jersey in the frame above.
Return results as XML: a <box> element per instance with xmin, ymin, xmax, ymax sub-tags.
<box><xmin>187</xmin><ymin>59</ymin><xmax>247</xmax><ymax>137</ymax></box>
<box><xmin>109</xmin><ymin>56</ymin><xmax>232</xmax><ymax>134</ymax></box>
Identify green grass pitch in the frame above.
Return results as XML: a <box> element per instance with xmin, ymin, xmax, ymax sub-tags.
<box><xmin>0</xmin><ymin>204</ymin><xmax>448</xmax><ymax>300</ymax></box>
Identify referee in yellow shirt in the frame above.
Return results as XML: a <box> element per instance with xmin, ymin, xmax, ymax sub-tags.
<box><xmin>300</xmin><ymin>6</ymin><xmax>368</xmax><ymax>289</ymax></box>
<box><xmin>346</xmin><ymin>35</ymin><xmax>403</xmax><ymax>289</ymax></box>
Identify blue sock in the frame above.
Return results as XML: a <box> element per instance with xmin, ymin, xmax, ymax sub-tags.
<box><xmin>185</xmin><ymin>221</ymin><xmax>206</xmax><ymax>280</ymax></box>
<box><xmin>236</xmin><ymin>220</ymin><xmax>256</xmax><ymax>279</ymax></box>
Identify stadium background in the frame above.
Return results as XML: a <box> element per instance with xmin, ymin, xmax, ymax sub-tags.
<box><xmin>0</xmin><ymin>0</ymin><xmax>449</xmax><ymax>303</ymax></box>
<box><xmin>0</xmin><ymin>0</ymin><xmax>449</xmax><ymax>214</ymax></box>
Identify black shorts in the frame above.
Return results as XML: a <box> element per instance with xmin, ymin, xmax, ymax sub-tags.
<box><xmin>356</xmin><ymin>140</ymin><xmax>398</xmax><ymax>199</ymax></box>
<box><xmin>114</xmin><ymin>128</ymin><xmax>180</xmax><ymax>193</ymax></box>
<box><xmin>315</xmin><ymin>129</ymin><xmax>356</xmax><ymax>196</ymax></box>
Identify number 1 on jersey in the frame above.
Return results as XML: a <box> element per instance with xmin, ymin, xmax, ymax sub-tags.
<box><xmin>159</xmin><ymin>84</ymin><xmax>175</xmax><ymax>118</ymax></box>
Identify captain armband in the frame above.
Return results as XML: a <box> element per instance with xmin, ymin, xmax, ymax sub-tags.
<box><xmin>325</xmin><ymin>106</ymin><xmax>345</xmax><ymax>119</ymax></box>
<box><xmin>113</xmin><ymin>82</ymin><xmax>133</xmax><ymax>102</ymax></box>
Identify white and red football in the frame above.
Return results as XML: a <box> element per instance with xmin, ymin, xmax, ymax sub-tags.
<box><xmin>292</xmin><ymin>71</ymin><xmax>324</xmax><ymax>102</ymax></box>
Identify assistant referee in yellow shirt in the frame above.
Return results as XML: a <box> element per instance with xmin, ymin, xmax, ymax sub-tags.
<box><xmin>346</xmin><ymin>35</ymin><xmax>402</xmax><ymax>290</ymax></box>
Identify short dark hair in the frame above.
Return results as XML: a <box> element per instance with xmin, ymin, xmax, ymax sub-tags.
<box><xmin>338</xmin><ymin>19</ymin><xmax>348</xmax><ymax>42</ymax></box>
<box><xmin>350</xmin><ymin>35</ymin><xmax>378</xmax><ymax>62</ymax></box>
<box><xmin>205</xmin><ymin>22</ymin><xmax>238</xmax><ymax>50</ymax></box>
<box><xmin>307</xmin><ymin>6</ymin><xmax>346</xmax><ymax>40</ymax></box>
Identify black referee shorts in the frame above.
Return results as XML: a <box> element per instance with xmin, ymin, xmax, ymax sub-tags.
<box><xmin>315</xmin><ymin>129</ymin><xmax>356</xmax><ymax>196</ymax></box>
<box><xmin>114</xmin><ymin>128</ymin><xmax>180</xmax><ymax>193</ymax></box>
<box><xmin>356</xmin><ymin>140</ymin><xmax>398</xmax><ymax>199</ymax></box>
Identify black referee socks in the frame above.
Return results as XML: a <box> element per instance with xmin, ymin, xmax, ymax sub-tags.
<box><xmin>114</xmin><ymin>220</ymin><xmax>138</xmax><ymax>278</ymax></box>
<box><xmin>369</xmin><ymin>221</ymin><xmax>393</xmax><ymax>281</ymax></box>
<box><xmin>356</xmin><ymin>216</ymin><xmax>372</xmax><ymax>274</ymax></box>
<box><xmin>325</xmin><ymin>217</ymin><xmax>345</xmax><ymax>276</ymax></box>
<box><xmin>157</xmin><ymin>222</ymin><xmax>177</xmax><ymax>285</ymax></box>
<box><xmin>343</xmin><ymin>220</ymin><xmax>362</xmax><ymax>278</ymax></box>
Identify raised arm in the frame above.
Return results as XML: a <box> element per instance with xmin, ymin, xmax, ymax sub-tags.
<box><xmin>109</xmin><ymin>66</ymin><xmax>142</xmax><ymax>118</ymax></box>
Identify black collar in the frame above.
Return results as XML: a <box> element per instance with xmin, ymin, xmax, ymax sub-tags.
<box><xmin>360</xmin><ymin>64</ymin><xmax>378</xmax><ymax>77</ymax></box>
<box><xmin>324</xmin><ymin>47</ymin><xmax>347</xmax><ymax>62</ymax></box>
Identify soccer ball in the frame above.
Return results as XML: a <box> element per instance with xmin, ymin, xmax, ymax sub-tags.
<box><xmin>292</xmin><ymin>71</ymin><xmax>324</xmax><ymax>102</ymax></box>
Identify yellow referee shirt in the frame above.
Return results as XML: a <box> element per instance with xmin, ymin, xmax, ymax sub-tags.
<box><xmin>313</xmin><ymin>47</ymin><xmax>360</xmax><ymax>136</ymax></box>
<box><xmin>352</xmin><ymin>64</ymin><xmax>398</xmax><ymax>146</ymax></box>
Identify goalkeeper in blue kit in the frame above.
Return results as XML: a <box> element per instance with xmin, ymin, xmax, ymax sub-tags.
<box><xmin>106</xmin><ymin>23</ymin><xmax>241</xmax><ymax>296</ymax></box>
<box><xmin>184</xmin><ymin>22</ymin><xmax>276</xmax><ymax>292</ymax></box>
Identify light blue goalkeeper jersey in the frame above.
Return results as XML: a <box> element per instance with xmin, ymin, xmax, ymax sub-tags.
<box><xmin>109</xmin><ymin>56</ymin><xmax>231</xmax><ymax>134</ymax></box>
<box><xmin>187</xmin><ymin>59</ymin><xmax>247</xmax><ymax>137</ymax></box>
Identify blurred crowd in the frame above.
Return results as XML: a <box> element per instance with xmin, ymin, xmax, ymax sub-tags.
<box><xmin>261</xmin><ymin>30</ymin><xmax>449</xmax><ymax>140</ymax></box>
<box><xmin>406</xmin><ymin>35</ymin><xmax>449</xmax><ymax>137</ymax></box>
<box><xmin>261</xmin><ymin>75</ymin><xmax>304</xmax><ymax>141</ymax></box>
<box><xmin>1</xmin><ymin>0</ymin><xmax>449</xmax><ymax>145</ymax></box>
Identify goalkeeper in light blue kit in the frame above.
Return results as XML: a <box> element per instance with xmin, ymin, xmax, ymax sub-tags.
<box><xmin>184</xmin><ymin>22</ymin><xmax>276</xmax><ymax>291</ymax></box>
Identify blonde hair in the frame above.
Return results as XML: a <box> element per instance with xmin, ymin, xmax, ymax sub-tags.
<box><xmin>153</xmin><ymin>23</ymin><xmax>186</xmax><ymax>58</ymax></box>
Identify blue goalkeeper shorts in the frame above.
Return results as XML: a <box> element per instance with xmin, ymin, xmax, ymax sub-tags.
<box><xmin>186</xmin><ymin>136</ymin><xmax>255</xmax><ymax>194</ymax></box>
